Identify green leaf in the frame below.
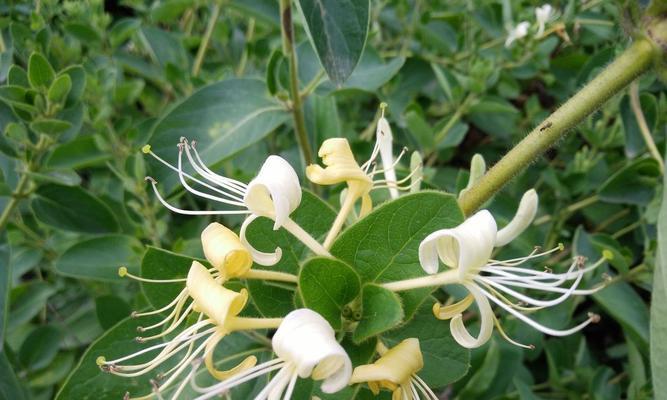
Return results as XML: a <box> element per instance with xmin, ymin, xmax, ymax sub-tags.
<box><xmin>149</xmin><ymin>79</ymin><xmax>289</xmax><ymax>189</ymax></box>
<box><xmin>47</xmin><ymin>74</ymin><xmax>72</xmax><ymax>104</ymax></box>
<box><xmin>331</xmin><ymin>191</ymin><xmax>464</xmax><ymax>321</ymax></box>
<box><xmin>64</xmin><ymin>22</ymin><xmax>102</xmax><ymax>43</ymax></box>
<box><xmin>593</xmin><ymin>282</ymin><xmax>649</xmax><ymax>350</ymax></box>
<box><xmin>109</xmin><ymin>18</ymin><xmax>142</xmax><ymax>48</ymax></box>
<box><xmin>298</xmin><ymin>0</ymin><xmax>370</xmax><ymax>85</ymax></box>
<box><xmin>46</xmin><ymin>135</ymin><xmax>110</xmax><ymax>169</ymax></box>
<box><xmin>354</xmin><ymin>284</ymin><xmax>403</xmax><ymax>343</ymax></box>
<box><xmin>26</xmin><ymin>169</ymin><xmax>81</xmax><ymax>186</ymax></box>
<box><xmin>95</xmin><ymin>295</ymin><xmax>132</xmax><ymax>330</ymax></box>
<box><xmin>55</xmin><ymin>235</ymin><xmax>142</xmax><ymax>281</ymax></box>
<box><xmin>28</xmin><ymin>352</ymin><xmax>75</xmax><ymax>387</ymax></box>
<box><xmin>29</xmin><ymin>118</ymin><xmax>72</xmax><ymax>135</ymax></box>
<box><xmin>245</xmin><ymin>191</ymin><xmax>336</xmax><ymax>317</ymax></box>
<box><xmin>19</xmin><ymin>325</ymin><xmax>62</xmax><ymax>371</ymax></box>
<box><xmin>31</xmin><ymin>184</ymin><xmax>119</xmax><ymax>234</ymax></box>
<box><xmin>7</xmin><ymin>282</ymin><xmax>56</xmax><ymax>331</ymax></box>
<box><xmin>27</xmin><ymin>52</ymin><xmax>55</xmax><ymax>89</ymax></box>
<box><xmin>59</xmin><ymin>65</ymin><xmax>86</xmax><ymax>104</ymax></box>
<box><xmin>299</xmin><ymin>257</ymin><xmax>361</xmax><ymax>329</ymax></box>
<box><xmin>0</xmin><ymin>233</ymin><xmax>10</xmax><ymax>344</ymax></box>
<box><xmin>0</xmin><ymin>351</ymin><xmax>27</xmax><ymax>400</ymax></box>
<box><xmin>598</xmin><ymin>157</ymin><xmax>661</xmax><ymax>205</ymax></box>
<box><xmin>384</xmin><ymin>300</ymin><xmax>470</xmax><ymax>388</ymax></box>
<box><xmin>651</xmin><ymin>162</ymin><xmax>667</xmax><ymax>399</ymax></box>
<box><xmin>620</xmin><ymin>94</ymin><xmax>658</xmax><ymax>158</ymax></box>
<box><xmin>7</xmin><ymin>65</ymin><xmax>29</xmax><ymax>87</ymax></box>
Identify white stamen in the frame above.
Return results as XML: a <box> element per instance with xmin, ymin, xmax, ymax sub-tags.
<box><xmin>146</xmin><ymin>178</ymin><xmax>251</xmax><ymax>216</ymax></box>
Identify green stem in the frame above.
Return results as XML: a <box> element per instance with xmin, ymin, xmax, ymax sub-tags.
<box><xmin>192</xmin><ymin>2</ymin><xmax>222</xmax><ymax>77</ymax></box>
<box><xmin>458</xmin><ymin>39</ymin><xmax>657</xmax><ymax>216</ymax></box>
<box><xmin>280</xmin><ymin>0</ymin><xmax>314</xmax><ymax>167</ymax></box>
<box><xmin>629</xmin><ymin>81</ymin><xmax>665</xmax><ymax>174</ymax></box>
<box><xmin>534</xmin><ymin>194</ymin><xmax>599</xmax><ymax>225</ymax></box>
<box><xmin>0</xmin><ymin>173</ymin><xmax>31</xmax><ymax>232</ymax></box>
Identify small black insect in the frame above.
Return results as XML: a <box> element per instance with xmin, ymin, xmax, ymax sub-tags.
<box><xmin>539</xmin><ymin>121</ymin><xmax>553</xmax><ymax>131</ymax></box>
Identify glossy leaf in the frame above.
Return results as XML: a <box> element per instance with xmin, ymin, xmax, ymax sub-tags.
<box><xmin>354</xmin><ymin>283</ymin><xmax>403</xmax><ymax>343</ymax></box>
<box><xmin>598</xmin><ymin>157</ymin><xmax>661</xmax><ymax>205</ymax></box>
<box><xmin>31</xmin><ymin>184</ymin><xmax>119</xmax><ymax>234</ymax></box>
<box><xmin>27</xmin><ymin>52</ymin><xmax>55</xmax><ymax>89</ymax></box>
<box><xmin>55</xmin><ymin>235</ymin><xmax>142</xmax><ymax>281</ymax></box>
<box><xmin>299</xmin><ymin>257</ymin><xmax>361</xmax><ymax>329</ymax></box>
<box><xmin>298</xmin><ymin>0</ymin><xmax>370</xmax><ymax>85</ymax></box>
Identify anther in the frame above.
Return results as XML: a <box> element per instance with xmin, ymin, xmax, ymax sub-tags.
<box><xmin>137</xmin><ymin>326</ymin><xmax>145</xmax><ymax>333</ymax></box>
<box><xmin>118</xmin><ymin>266</ymin><xmax>128</xmax><ymax>277</ymax></box>
<box><xmin>602</xmin><ymin>273</ymin><xmax>612</xmax><ymax>282</ymax></box>
<box><xmin>135</xmin><ymin>337</ymin><xmax>145</xmax><ymax>343</ymax></box>
<box><xmin>558</xmin><ymin>243</ymin><xmax>565</xmax><ymax>251</ymax></box>
<box><xmin>131</xmin><ymin>311</ymin><xmax>138</xmax><ymax>318</ymax></box>
<box><xmin>528</xmin><ymin>344</ymin><xmax>536</xmax><ymax>350</ymax></box>
<box><xmin>543</xmin><ymin>266</ymin><xmax>553</xmax><ymax>273</ymax></box>
<box><xmin>141</xmin><ymin>144</ymin><xmax>151</xmax><ymax>154</ymax></box>
<box><xmin>123</xmin><ymin>392</ymin><xmax>130</xmax><ymax>400</ymax></box>
<box><xmin>602</xmin><ymin>249</ymin><xmax>614</xmax><ymax>260</ymax></box>
<box><xmin>145</xmin><ymin>176</ymin><xmax>157</xmax><ymax>184</ymax></box>
<box><xmin>588</xmin><ymin>312</ymin><xmax>601</xmax><ymax>323</ymax></box>
<box><xmin>96</xmin><ymin>356</ymin><xmax>107</xmax><ymax>366</ymax></box>
<box><xmin>575</xmin><ymin>256</ymin><xmax>587</xmax><ymax>268</ymax></box>
<box><xmin>533</xmin><ymin>245</ymin><xmax>542</xmax><ymax>251</ymax></box>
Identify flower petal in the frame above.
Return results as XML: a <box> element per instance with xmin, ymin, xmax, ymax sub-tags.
<box><xmin>240</xmin><ymin>215</ymin><xmax>282</xmax><ymax>266</ymax></box>
<box><xmin>418</xmin><ymin>210</ymin><xmax>497</xmax><ymax>276</ymax></box>
<box><xmin>495</xmin><ymin>189</ymin><xmax>538</xmax><ymax>247</ymax></box>
<box><xmin>449</xmin><ymin>284</ymin><xmax>494</xmax><ymax>348</ymax></box>
<box><xmin>245</xmin><ymin>155</ymin><xmax>302</xmax><ymax>230</ymax></box>
<box><xmin>201</xmin><ymin>222</ymin><xmax>253</xmax><ymax>278</ymax></box>
<box><xmin>376</xmin><ymin>116</ymin><xmax>399</xmax><ymax>199</ymax></box>
<box><xmin>186</xmin><ymin>261</ymin><xmax>248</xmax><ymax>326</ymax></box>
<box><xmin>272</xmin><ymin>309</ymin><xmax>352</xmax><ymax>394</ymax></box>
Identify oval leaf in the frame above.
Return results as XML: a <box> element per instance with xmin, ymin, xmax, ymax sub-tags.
<box><xmin>56</xmin><ymin>235</ymin><xmax>142</xmax><ymax>281</ymax></box>
<box><xmin>354</xmin><ymin>283</ymin><xmax>403</xmax><ymax>343</ymax></box>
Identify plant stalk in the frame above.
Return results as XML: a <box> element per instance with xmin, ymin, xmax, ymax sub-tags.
<box><xmin>192</xmin><ymin>2</ymin><xmax>222</xmax><ymax>77</ymax></box>
<box><xmin>458</xmin><ymin>38</ymin><xmax>657</xmax><ymax>216</ymax></box>
<box><xmin>280</xmin><ymin>0</ymin><xmax>314</xmax><ymax>167</ymax></box>
<box><xmin>0</xmin><ymin>173</ymin><xmax>31</xmax><ymax>232</ymax></box>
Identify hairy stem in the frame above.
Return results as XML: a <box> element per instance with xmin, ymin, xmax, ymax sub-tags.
<box><xmin>458</xmin><ymin>38</ymin><xmax>657</xmax><ymax>215</ymax></box>
<box><xmin>280</xmin><ymin>0</ymin><xmax>314</xmax><ymax>167</ymax></box>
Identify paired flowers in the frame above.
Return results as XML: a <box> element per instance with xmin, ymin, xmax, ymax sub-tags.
<box><xmin>505</xmin><ymin>4</ymin><xmax>556</xmax><ymax>47</ymax></box>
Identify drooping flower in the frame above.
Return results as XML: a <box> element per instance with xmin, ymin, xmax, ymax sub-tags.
<box><xmin>505</xmin><ymin>21</ymin><xmax>530</xmax><ymax>47</ymax></box>
<box><xmin>143</xmin><ymin>139</ymin><xmax>328</xmax><ymax>263</ymax></box>
<box><xmin>383</xmin><ymin>191</ymin><xmax>606</xmax><ymax>349</ymax></box>
<box><xmin>350</xmin><ymin>339</ymin><xmax>437</xmax><ymax>400</ymax></box>
<box><xmin>535</xmin><ymin>4</ymin><xmax>554</xmax><ymax>37</ymax></box>
<box><xmin>99</xmin><ymin>261</ymin><xmax>272</xmax><ymax>399</ymax></box>
<box><xmin>190</xmin><ymin>308</ymin><xmax>352</xmax><ymax>400</ymax></box>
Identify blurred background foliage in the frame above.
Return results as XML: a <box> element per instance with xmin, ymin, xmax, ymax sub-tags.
<box><xmin>0</xmin><ymin>0</ymin><xmax>665</xmax><ymax>399</ymax></box>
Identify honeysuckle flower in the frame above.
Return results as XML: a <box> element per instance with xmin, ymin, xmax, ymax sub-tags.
<box><xmin>535</xmin><ymin>4</ymin><xmax>554</xmax><ymax>37</ymax></box>
<box><xmin>143</xmin><ymin>138</ymin><xmax>329</xmax><ymax>263</ymax></box>
<box><xmin>383</xmin><ymin>194</ymin><xmax>607</xmax><ymax>349</ymax></box>
<box><xmin>375</xmin><ymin>105</ymin><xmax>399</xmax><ymax>199</ymax></box>
<box><xmin>201</xmin><ymin>222</ymin><xmax>253</xmax><ymax>279</ymax></box>
<box><xmin>350</xmin><ymin>339</ymin><xmax>437</xmax><ymax>400</ymax></box>
<box><xmin>307</xmin><ymin>133</ymin><xmax>418</xmax><ymax>248</ymax></box>
<box><xmin>505</xmin><ymin>21</ymin><xmax>530</xmax><ymax>47</ymax></box>
<box><xmin>191</xmin><ymin>308</ymin><xmax>352</xmax><ymax>400</ymax></box>
<box><xmin>99</xmin><ymin>261</ymin><xmax>283</xmax><ymax>399</ymax></box>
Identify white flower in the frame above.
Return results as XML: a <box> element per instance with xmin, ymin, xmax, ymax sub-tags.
<box><xmin>416</xmin><ymin>207</ymin><xmax>605</xmax><ymax>349</ymax></box>
<box><xmin>535</xmin><ymin>4</ymin><xmax>554</xmax><ymax>37</ymax></box>
<box><xmin>143</xmin><ymin>139</ymin><xmax>329</xmax><ymax>264</ymax></box>
<box><xmin>505</xmin><ymin>21</ymin><xmax>530</xmax><ymax>47</ymax></box>
<box><xmin>191</xmin><ymin>308</ymin><xmax>352</xmax><ymax>400</ymax></box>
<box><xmin>350</xmin><ymin>338</ymin><xmax>438</xmax><ymax>400</ymax></box>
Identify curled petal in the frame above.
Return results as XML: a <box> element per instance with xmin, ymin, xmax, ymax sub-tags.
<box><xmin>240</xmin><ymin>215</ymin><xmax>282</xmax><ymax>266</ymax></box>
<box><xmin>433</xmin><ymin>294</ymin><xmax>475</xmax><ymax>320</ymax></box>
<box><xmin>495</xmin><ymin>189</ymin><xmax>538</xmax><ymax>247</ymax></box>
<box><xmin>245</xmin><ymin>155</ymin><xmax>302</xmax><ymax>230</ymax></box>
<box><xmin>450</xmin><ymin>284</ymin><xmax>494</xmax><ymax>349</ymax></box>
<box><xmin>186</xmin><ymin>261</ymin><xmax>248</xmax><ymax>326</ymax></box>
<box><xmin>272</xmin><ymin>309</ymin><xmax>352</xmax><ymax>393</ymax></box>
<box><xmin>376</xmin><ymin>117</ymin><xmax>399</xmax><ymax>199</ymax></box>
<box><xmin>418</xmin><ymin>210</ymin><xmax>497</xmax><ymax>276</ymax></box>
<box><xmin>350</xmin><ymin>338</ymin><xmax>423</xmax><ymax>387</ymax></box>
<box><xmin>204</xmin><ymin>331</ymin><xmax>257</xmax><ymax>380</ymax></box>
<box><xmin>306</xmin><ymin>138</ymin><xmax>372</xmax><ymax>193</ymax></box>
<box><xmin>201</xmin><ymin>222</ymin><xmax>253</xmax><ymax>278</ymax></box>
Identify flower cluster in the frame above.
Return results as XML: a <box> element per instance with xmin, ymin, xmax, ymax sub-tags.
<box><xmin>99</xmin><ymin>106</ymin><xmax>608</xmax><ymax>398</ymax></box>
<box><xmin>505</xmin><ymin>4</ymin><xmax>557</xmax><ymax>47</ymax></box>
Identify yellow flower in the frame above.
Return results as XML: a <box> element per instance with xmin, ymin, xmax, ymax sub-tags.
<box><xmin>201</xmin><ymin>222</ymin><xmax>253</xmax><ymax>279</ymax></box>
<box><xmin>350</xmin><ymin>339</ymin><xmax>437</xmax><ymax>400</ymax></box>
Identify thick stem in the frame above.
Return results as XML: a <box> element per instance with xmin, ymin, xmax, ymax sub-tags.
<box><xmin>282</xmin><ymin>217</ymin><xmax>331</xmax><ymax>257</ymax></box>
<box><xmin>629</xmin><ymin>81</ymin><xmax>665</xmax><ymax>174</ymax></box>
<box><xmin>382</xmin><ymin>269</ymin><xmax>459</xmax><ymax>292</ymax></box>
<box><xmin>280</xmin><ymin>0</ymin><xmax>314</xmax><ymax>167</ymax></box>
<box><xmin>458</xmin><ymin>39</ymin><xmax>657</xmax><ymax>216</ymax></box>
<box><xmin>192</xmin><ymin>2</ymin><xmax>222</xmax><ymax>77</ymax></box>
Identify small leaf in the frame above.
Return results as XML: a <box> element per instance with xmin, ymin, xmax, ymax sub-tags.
<box><xmin>64</xmin><ymin>22</ymin><xmax>102</xmax><ymax>43</ymax></box>
<box><xmin>56</xmin><ymin>235</ymin><xmax>142</xmax><ymax>281</ymax></box>
<box><xmin>299</xmin><ymin>257</ymin><xmax>361</xmax><ymax>329</ymax></box>
<box><xmin>593</xmin><ymin>283</ymin><xmax>650</xmax><ymax>350</ymax></box>
<box><xmin>354</xmin><ymin>284</ymin><xmax>403</xmax><ymax>343</ymax></box>
<box><xmin>27</xmin><ymin>52</ymin><xmax>55</xmax><ymax>89</ymax></box>
<box><xmin>298</xmin><ymin>0</ymin><xmax>370</xmax><ymax>85</ymax></box>
<box><xmin>31</xmin><ymin>184</ymin><xmax>119</xmax><ymax>234</ymax></box>
<box><xmin>47</xmin><ymin>74</ymin><xmax>72</xmax><ymax>104</ymax></box>
<box><xmin>29</xmin><ymin>118</ymin><xmax>72</xmax><ymax>135</ymax></box>
<box><xmin>0</xmin><ymin>351</ymin><xmax>27</xmax><ymax>400</ymax></box>
<box><xmin>26</xmin><ymin>169</ymin><xmax>81</xmax><ymax>186</ymax></box>
<box><xmin>8</xmin><ymin>282</ymin><xmax>56</xmax><ymax>330</ymax></box>
<box><xmin>7</xmin><ymin>65</ymin><xmax>29</xmax><ymax>86</ymax></box>
<box><xmin>19</xmin><ymin>325</ymin><xmax>63</xmax><ymax>371</ymax></box>
<box><xmin>95</xmin><ymin>295</ymin><xmax>132</xmax><ymax>330</ymax></box>
<box><xmin>598</xmin><ymin>157</ymin><xmax>661</xmax><ymax>205</ymax></box>
<box><xmin>60</xmin><ymin>65</ymin><xmax>86</xmax><ymax>104</ymax></box>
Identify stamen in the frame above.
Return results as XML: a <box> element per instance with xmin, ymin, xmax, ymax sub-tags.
<box><xmin>412</xmin><ymin>375</ymin><xmax>439</xmax><ymax>400</ymax></box>
<box><xmin>176</xmin><ymin>144</ymin><xmax>246</xmax><ymax>207</ymax></box>
<box><xmin>478</xmin><ymin>285</ymin><xmax>600</xmax><ymax>336</ymax></box>
<box><xmin>493</xmin><ymin>315</ymin><xmax>535</xmax><ymax>349</ymax></box>
<box><xmin>372</xmin><ymin>162</ymin><xmax>421</xmax><ymax>185</ymax></box>
<box><xmin>193</xmin><ymin>361</ymin><xmax>286</xmax><ymax>399</ymax></box>
<box><xmin>372</xmin><ymin>178</ymin><xmax>421</xmax><ymax>191</ymax></box>
<box><xmin>138</xmin><ymin>302</ymin><xmax>195</xmax><ymax>342</ymax></box>
<box><xmin>133</xmin><ymin>288</ymin><xmax>188</xmax><ymax>317</ymax></box>
<box><xmin>369</xmin><ymin>147</ymin><xmax>408</xmax><ymax>175</ymax></box>
<box><xmin>118</xmin><ymin>266</ymin><xmax>187</xmax><ymax>283</ymax></box>
<box><xmin>186</xmin><ymin>138</ymin><xmax>248</xmax><ymax>191</ymax></box>
<box><xmin>146</xmin><ymin>177</ymin><xmax>251</xmax><ymax>216</ymax></box>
